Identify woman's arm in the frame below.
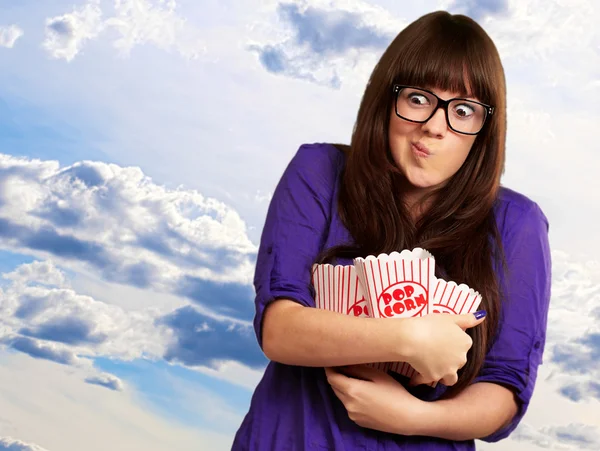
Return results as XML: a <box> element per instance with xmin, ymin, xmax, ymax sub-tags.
<box><xmin>415</xmin><ymin>382</ymin><xmax>518</xmax><ymax>440</ymax></box>
<box><xmin>262</xmin><ymin>299</ymin><xmax>411</xmax><ymax>367</ymax></box>
<box><xmin>264</xmin><ymin>299</ymin><xmax>486</xmax><ymax>384</ymax></box>
<box><xmin>324</xmin><ymin>364</ymin><xmax>516</xmax><ymax>439</ymax></box>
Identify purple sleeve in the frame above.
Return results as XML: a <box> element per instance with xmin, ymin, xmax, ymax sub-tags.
<box><xmin>252</xmin><ymin>143</ymin><xmax>341</xmax><ymax>349</ymax></box>
<box><xmin>475</xmin><ymin>201</ymin><xmax>552</xmax><ymax>442</ymax></box>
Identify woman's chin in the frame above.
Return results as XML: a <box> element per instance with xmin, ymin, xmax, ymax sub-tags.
<box><xmin>404</xmin><ymin>176</ymin><xmax>439</xmax><ymax>191</ymax></box>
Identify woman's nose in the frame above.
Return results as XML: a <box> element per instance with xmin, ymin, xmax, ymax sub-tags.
<box><xmin>422</xmin><ymin>107</ymin><xmax>448</xmax><ymax>137</ymax></box>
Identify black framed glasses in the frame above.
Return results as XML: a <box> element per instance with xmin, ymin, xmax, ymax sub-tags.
<box><xmin>392</xmin><ymin>84</ymin><xmax>494</xmax><ymax>135</ymax></box>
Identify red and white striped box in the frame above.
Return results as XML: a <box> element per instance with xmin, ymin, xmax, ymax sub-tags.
<box><xmin>312</xmin><ymin>250</ymin><xmax>483</xmax><ymax>385</ymax></box>
<box><xmin>353</xmin><ymin>249</ymin><xmax>435</xmax><ymax>320</ymax></box>
<box><xmin>311</xmin><ymin>263</ymin><xmax>370</xmax><ymax>317</ymax></box>
<box><xmin>431</xmin><ymin>279</ymin><xmax>482</xmax><ymax>315</ymax></box>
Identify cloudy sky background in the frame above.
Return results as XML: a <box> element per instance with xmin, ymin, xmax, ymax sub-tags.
<box><xmin>0</xmin><ymin>0</ymin><xmax>598</xmax><ymax>450</ymax></box>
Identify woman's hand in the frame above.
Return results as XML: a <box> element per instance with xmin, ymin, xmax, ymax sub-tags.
<box><xmin>325</xmin><ymin>365</ymin><xmax>429</xmax><ymax>435</ymax></box>
<box><xmin>402</xmin><ymin>311</ymin><xmax>486</xmax><ymax>386</ymax></box>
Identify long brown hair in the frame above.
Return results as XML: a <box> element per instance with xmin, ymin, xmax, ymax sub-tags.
<box><xmin>318</xmin><ymin>11</ymin><xmax>507</xmax><ymax>398</ymax></box>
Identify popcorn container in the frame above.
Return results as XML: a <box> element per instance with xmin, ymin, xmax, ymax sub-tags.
<box><xmin>353</xmin><ymin>248</ymin><xmax>436</xmax><ymax>319</ymax></box>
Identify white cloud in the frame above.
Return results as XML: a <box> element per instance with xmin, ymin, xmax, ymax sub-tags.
<box><xmin>42</xmin><ymin>0</ymin><xmax>206</xmax><ymax>61</ymax></box>
<box><xmin>42</xmin><ymin>1</ymin><xmax>104</xmax><ymax>62</ymax></box>
<box><xmin>0</xmin><ymin>153</ymin><xmax>257</xmax><ymax>293</ymax></box>
<box><xmin>0</xmin><ymin>150</ymin><xmax>268</xmax><ymax>389</ymax></box>
<box><xmin>2</xmin><ymin>260</ymin><xmax>67</xmax><ymax>288</ymax></box>
<box><xmin>0</xmin><ymin>260</ymin><xmax>172</xmax><ymax>366</ymax></box>
<box><xmin>245</xmin><ymin>0</ymin><xmax>406</xmax><ymax>88</ymax></box>
<box><xmin>0</xmin><ymin>436</ymin><xmax>50</xmax><ymax>451</ymax></box>
<box><xmin>195</xmin><ymin>359</ymin><xmax>263</xmax><ymax>391</ymax></box>
<box><xmin>493</xmin><ymin>0</ymin><xmax>598</xmax><ymax>61</ymax></box>
<box><xmin>252</xmin><ymin>189</ymin><xmax>272</xmax><ymax>204</ymax></box>
<box><xmin>84</xmin><ymin>373</ymin><xmax>125</xmax><ymax>391</ymax></box>
<box><xmin>0</xmin><ymin>25</ymin><xmax>24</xmax><ymax>48</ymax></box>
<box><xmin>439</xmin><ymin>0</ymin><xmax>600</xmax><ymax>102</ymax></box>
<box><xmin>537</xmin><ymin>250</ymin><xmax>600</xmax><ymax>402</ymax></box>
<box><xmin>105</xmin><ymin>0</ymin><xmax>207</xmax><ymax>59</ymax></box>
<box><xmin>511</xmin><ymin>423</ymin><xmax>600</xmax><ymax>450</ymax></box>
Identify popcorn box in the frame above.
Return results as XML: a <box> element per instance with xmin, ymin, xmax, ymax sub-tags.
<box><xmin>312</xmin><ymin>249</ymin><xmax>483</xmax><ymax>386</ymax></box>
<box><xmin>312</xmin><ymin>263</ymin><xmax>370</xmax><ymax>317</ymax></box>
<box><xmin>353</xmin><ymin>249</ymin><xmax>435</xmax><ymax>319</ymax></box>
<box><xmin>431</xmin><ymin>279</ymin><xmax>482</xmax><ymax>315</ymax></box>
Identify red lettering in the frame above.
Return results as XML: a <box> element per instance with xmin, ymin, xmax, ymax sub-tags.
<box><xmin>382</xmin><ymin>292</ymin><xmax>392</xmax><ymax>305</ymax></box>
<box><xmin>380</xmin><ymin>282</ymin><xmax>428</xmax><ymax>318</ymax></box>
<box><xmin>392</xmin><ymin>302</ymin><xmax>405</xmax><ymax>315</ymax></box>
<box><xmin>415</xmin><ymin>293</ymin><xmax>426</xmax><ymax>307</ymax></box>
<box><xmin>393</xmin><ymin>288</ymin><xmax>405</xmax><ymax>301</ymax></box>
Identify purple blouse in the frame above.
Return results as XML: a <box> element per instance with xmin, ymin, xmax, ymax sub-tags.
<box><xmin>232</xmin><ymin>143</ymin><xmax>552</xmax><ymax>450</ymax></box>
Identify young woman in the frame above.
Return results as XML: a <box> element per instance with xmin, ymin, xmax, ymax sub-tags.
<box><xmin>232</xmin><ymin>10</ymin><xmax>552</xmax><ymax>451</ymax></box>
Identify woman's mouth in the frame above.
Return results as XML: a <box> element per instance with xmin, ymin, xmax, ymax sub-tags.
<box><xmin>411</xmin><ymin>142</ymin><xmax>431</xmax><ymax>158</ymax></box>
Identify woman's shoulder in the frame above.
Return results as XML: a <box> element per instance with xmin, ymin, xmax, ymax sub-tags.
<box><xmin>284</xmin><ymin>142</ymin><xmax>347</xmax><ymax>187</ymax></box>
<box><xmin>495</xmin><ymin>186</ymin><xmax>549</xmax><ymax>235</ymax></box>
<box><xmin>290</xmin><ymin>142</ymin><xmax>347</xmax><ymax>170</ymax></box>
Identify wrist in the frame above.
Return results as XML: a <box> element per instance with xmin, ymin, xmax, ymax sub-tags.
<box><xmin>414</xmin><ymin>397</ymin><xmax>454</xmax><ymax>437</ymax></box>
<box><xmin>406</xmin><ymin>398</ymin><xmax>445</xmax><ymax>437</ymax></box>
<box><xmin>393</xmin><ymin>396</ymin><xmax>436</xmax><ymax>436</ymax></box>
<box><xmin>383</xmin><ymin>317</ymin><xmax>415</xmax><ymax>363</ymax></box>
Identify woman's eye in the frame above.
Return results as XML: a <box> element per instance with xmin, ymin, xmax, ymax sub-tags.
<box><xmin>454</xmin><ymin>103</ymin><xmax>475</xmax><ymax>117</ymax></box>
<box><xmin>408</xmin><ymin>94</ymin><xmax>429</xmax><ymax>105</ymax></box>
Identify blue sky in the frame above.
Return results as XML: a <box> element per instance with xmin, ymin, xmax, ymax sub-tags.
<box><xmin>0</xmin><ymin>1</ymin><xmax>599</xmax><ymax>450</ymax></box>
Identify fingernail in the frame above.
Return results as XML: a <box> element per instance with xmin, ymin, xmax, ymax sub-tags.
<box><xmin>473</xmin><ymin>310</ymin><xmax>487</xmax><ymax>320</ymax></box>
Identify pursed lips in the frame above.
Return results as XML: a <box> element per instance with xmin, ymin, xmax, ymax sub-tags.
<box><xmin>411</xmin><ymin>142</ymin><xmax>432</xmax><ymax>156</ymax></box>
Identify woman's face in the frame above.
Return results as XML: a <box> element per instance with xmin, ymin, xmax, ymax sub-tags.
<box><xmin>388</xmin><ymin>86</ymin><xmax>478</xmax><ymax>197</ymax></box>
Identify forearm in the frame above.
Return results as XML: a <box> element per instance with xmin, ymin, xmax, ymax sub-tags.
<box><xmin>262</xmin><ymin>299</ymin><xmax>410</xmax><ymax>367</ymax></box>
<box><xmin>415</xmin><ymin>382</ymin><xmax>518</xmax><ymax>441</ymax></box>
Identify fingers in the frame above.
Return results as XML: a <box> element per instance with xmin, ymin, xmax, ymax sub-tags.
<box><xmin>324</xmin><ymin>367</ymin><xmax>340</xmax><ymax>383</ymax></box>
<box><xmin>325</xmin><ymin>365</ymin><xmax>383</xmax><ymax>398</ymax></box>
<box><xmin>409</xmin><ymin>371</ymin><xmax>460</xmax><ymax>387</ymax></box>
<box><xmin>440</xmin><ymin>372</ymin><xmax>459</xmax><ymax>386</ymax></box>
<box><xmin>452</xmin><ymin>310</ymin><xmax>487</xmax><ymax>330</ymax></box>
<box><xmin>331</xmin><ymin>385</ymin><xmax>344</xmax><ymax>402</ymax></box>
<box><xmin>325</xmin><ymin>367</ymin><xmax>350</xmax><ymax>393</ymax></box>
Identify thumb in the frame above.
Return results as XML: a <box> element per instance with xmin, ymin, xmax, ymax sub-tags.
<box><xmin>452</xmin><ymin>310</ymin><xmax>487</xmax><ymax>330</ymax></box>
